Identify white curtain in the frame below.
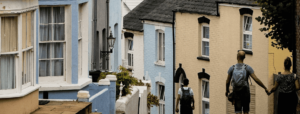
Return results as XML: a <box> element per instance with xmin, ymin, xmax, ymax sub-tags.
<box><xmin>0</xmin><ymin>55</ymin><xmax>15</xmax><ymax>90</ymax></box>
<box><xmin>39</xmin><ymin>7</ymin><xmax>64</xmax><ymax>77</ymax></box>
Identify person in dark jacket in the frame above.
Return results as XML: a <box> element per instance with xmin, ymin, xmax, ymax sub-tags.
<box><xmin>175</xmin><ymin>79</ymin><xmax>194</xmax><ymax>114</ymax></box>
<box><xmin>268</xmin><ymin>57</ymin><xmax>300</xmax><ymax>114</ymax></box>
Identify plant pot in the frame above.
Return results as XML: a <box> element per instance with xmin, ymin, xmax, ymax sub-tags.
<box><xmin>89</xmin><ymin>70</ymin><xmax>101</xmax><ymax>82</ymax></box>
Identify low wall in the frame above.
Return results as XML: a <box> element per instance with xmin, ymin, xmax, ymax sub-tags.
<box><xmin>0</xmin><ymin>90</ymin><xmax>39</xmax><ymax>114</ymax></box>
<box><xmin>38</xmin><ymin>76</ymin><xmax>116</xmax><ymax>114</ymax></box>
<box><xmin>134</xmin><ymin>86</ymin><xmax>148</xmax><ymax>114</ymax></box>
<box><xmin>116</xmin><ymin>87</ymin><xmax>140</xmax><ymax>114</ymax></box>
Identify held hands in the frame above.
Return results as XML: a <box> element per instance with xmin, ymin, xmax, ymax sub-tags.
<box><xmin>265</xmin><ymin>88</ymin><xmax>271</xmax><ymax>96</ymax></box>
<box><xmin>225</xmin><ymin>91</ymin><xmax>229</xmax><ymax>97</ymax></box>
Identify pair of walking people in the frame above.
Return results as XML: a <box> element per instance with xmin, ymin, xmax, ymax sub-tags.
<box><xmin>226</xmin><ymin>50</ymin><xmax>300</xmax><ymax>114</ymax></box>
<box><xmin>175</xmin><ymin>50</ymin><xmax>300</xmax><ymax>114</ymax></box>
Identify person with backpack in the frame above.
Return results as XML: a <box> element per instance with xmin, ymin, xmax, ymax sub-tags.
<box><xmin>225</xmin><ymin>50</ymin><xmax>268</xmax><ymax>114</ymax></box>
<box><xmin>267</xmin><ymin>57</ymin><xmax>299</xmax><ymax>114</ymax></box>
<box><xmin>175</xmin><ymin>79</ymin><xmax>194</xmax><ymax>114</ymax></box>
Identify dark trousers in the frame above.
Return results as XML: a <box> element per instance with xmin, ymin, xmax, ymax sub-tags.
<box><xmin>180</xmin><ymin>105</ymin><xmax>193</xmax><ymax>114</ymax></box>
<box><xmin>278</xmin><ymin>91</ymin><xmax>298</xmax><ymax>114</ymax></box>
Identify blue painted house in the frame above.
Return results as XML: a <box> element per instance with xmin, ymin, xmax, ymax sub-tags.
<box><xmin>123</xmin><ymin>0</ymin><xmax>177</xmax><ymax>113</ymax></box>
<box><xmin>36</xmin><ymin>0</ymin><xmax>117</xmax><ymax>113</ymax></box>
<box><xmin>110</xmin><ymin>0</ymin><xmax>122</xmax><ymax>72</ymax></box>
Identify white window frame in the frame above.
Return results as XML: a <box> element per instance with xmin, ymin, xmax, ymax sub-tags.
<box><xmin>201</xmin><ymin>24</ymin><xmax>209</xmax><ymax>57</ymax></box>
<box><xmin>156</xmin><ymin>30</ymin><xmax>165</xmax><ymax>65</ymax></box>
<box><xmin>127</xmin><ymin>38</ymin><xmax>133</xmax><ymax>68</ymax></box>
<box><xmin>22</xmin><ymin>12</ymin><xmax>34</xmax><ymax>89</ymax></box>
<box><xmin>242</xmin><ymin>14</ymin><xmax>252</xmax><ymax>51</ymax></box>
<box><xmin>201</xmin><ymin>79</ymin><xmax>209</xmax><ymax>114</ymax></box>
<box><xmin>78</xmin><ymin>4</ymin><xmax>83</xmax><ymax>78</ymax></box>
<box><xmin>0</xmin><ymin>12</ymin><xmax>35</xmax><ymax>94</ymax></box>
<box><xmin>38</xmin><ymin>6</ymin><xmax>66</xmax><ymax>78</ymax></box>
<box><xmin>157</xmin><ymin>83</ymin><xmax>165</xmax><ymax>114</ymax></box>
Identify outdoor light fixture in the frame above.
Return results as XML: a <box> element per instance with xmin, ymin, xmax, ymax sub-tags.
<box><xmin>101</xmin><ymin>31</ymin><xmax>116</xmax><ymax>53</ymax></box>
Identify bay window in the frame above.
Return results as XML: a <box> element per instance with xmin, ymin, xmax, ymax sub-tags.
<box><xmin>39</xmin><ymin>7</ymin><xmax>65</xmax><ymax>77</ymax></box>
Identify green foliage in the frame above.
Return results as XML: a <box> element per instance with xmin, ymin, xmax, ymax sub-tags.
<box><xmin>254</xmin><ymin>0</ymin><xmax>295</xmax><ymax>51</ymax></box>
<box><xmin>147</xmin><ymin>92</ymin><xmax>159</xmax><ymax>109</ymax></box>
<box><xmin>98</xmin><ymin>66</ymin><xmax>145</xmax><ymax>100</ymax></box>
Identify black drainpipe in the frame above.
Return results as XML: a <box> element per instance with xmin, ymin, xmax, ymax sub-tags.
<box><xmin>106</xmin><ymin>0</ymin><xmax>110</xmax><ymax>70</ymax></box>
<box><xmin>172</xmin><ymin>10</ymin><xmax>176</xmax><ymax>114</ymax></box>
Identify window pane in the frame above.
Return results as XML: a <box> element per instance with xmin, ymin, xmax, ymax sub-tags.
<box><xmin>0</xmin><ymin>55</ymin><xmax>16</xmax><ymax>90</ymax></box>
<box><xmin>53</xmin><ymin>24</ymin><xmax>65</xmax><ymax>41</ymax></box>
<box><xmin>244</xmin><ymin>16</ymin><xmax>252</xmax><ymax>31</ymax></box>
<box><xmin>243</xmin><ymin>34</ymin><xmax>252</xmax><ymax>49</ymax></box>
<box><xmin>158</xmin><ymin>33</ymin><xmax>162</xmax><ymax>60</ymax></box>
<box><xmin>51</xmin><ymin>60</ymin><xmax>64</xmax><ymax>76</ymax></box>
<box><xmin>40</xmin><ymin>7</ymin><xmax>51</xmax><ymax>24</ymax></box>
<box><xmin>1</xmin><ymin>17</ymin><xmax>18</xmax><ymax>52</ymax></box>
<box><xmin>203</xmin><ymin>27</ymin><xmax>209</xmax><ymax>38</ymax></box>
<box><xmin>160</xmin><ymin>85</ymin><xmax>165</xmax><ymax>100</ymax></box>
<box><xmin>128</xmin><ymin>40</ymin><xmax>133</xmax><ymax>50</ymax></box>
<box><xmin>39</xmin><ymin>60</ymin><xmax>50</xmax><ymax>76</ymax></box>
<box><xmin>40</xmin><ymin>24</ymin><xmax>52</xmax><ymax>41</ymax></box>
<box><xmin>51</xmin><ymin>43</ymin><xmax>64</xmax><ymax>58</ymax></box>
<box><xmin>202</xmin><ymin>42</ymin><xmax>209</xmax><ymax>56</ymax></box>
<box><xmin>53</xmin><ymin>7</ymin><xmax>65</xmax><ymax>23</ymax></box>
<box><xmin>203</xmin><ymin>81</ymin><xmax>209</xmax><ymax>98</ymax></box>
<box><xmin>163</xmin><ymin>33</ymin><xmax>165</xmax><ymax>61</ymax></box>
<box><xmin>128</xmin><ymin>53</ymin><xmax>132</xmax><ymax>66</ymax></box>
<box><xmin>39</xmin><ymin>43</ymin><xmax>50</xmax><ymax>59</ymax></box>
<box><xmin>202</xmin><ymin>101</ymin><xmax>210</xmax><ymax>114</ymax></box>
<box><xmin>40</xmin><ymin>7</ymin><xmax>52</xmax><ymax>41</ymax></box>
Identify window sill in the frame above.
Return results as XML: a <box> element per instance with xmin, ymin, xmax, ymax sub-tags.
<box><xmin>197</xmin><ymin>56</ymin><xmax>210</xmax><ymax>61</ymax></box>
<box><xmin>0</xmin><ymin>85</ymin><xmax>40</xmax><ymax>98</ymax></box>
<box><xmin>154</xmin><ymin>61</ymin><xmax>165</xmax><ymax>67</ymax></box>
<box><xmin>241</xmin><ymin>50</ymin><xmax>253</xmax><ymax>55</ymax></box>
<box><xmin>39</xmin><ymin>77</ymin><xmax>92</xmax><ymax>91</ymax></box>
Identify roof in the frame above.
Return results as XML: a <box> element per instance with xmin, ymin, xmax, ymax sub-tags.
<box><xmin>123</xmin><ymin>0</ymin><xmax>257</xmax><ymax>31</ymax></box>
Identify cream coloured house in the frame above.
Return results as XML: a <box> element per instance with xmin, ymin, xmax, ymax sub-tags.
<box><xmin>174</xmin><ymin>0</ymin><xmax>269</xmax><ymax>114</ymax></box>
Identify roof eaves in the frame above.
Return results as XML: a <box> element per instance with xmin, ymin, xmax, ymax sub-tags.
<box><xmin>139</xmin><ymin>18</ymin><xmax>173</xmax><ymax>24</ymax></box>
<box><xmin>123</xmin><ymin>27</ymin><xmax>144</xmax><ymax>32</ymax></box>
<box><xmin>173</xmin><ymin>9</ymin><xmax>218</xmax><ymax>16</ymax></box>
<box><xmin>215</xmin><ymin>1</ymin><xmax>258</xmax><ymax>7</ymax></box>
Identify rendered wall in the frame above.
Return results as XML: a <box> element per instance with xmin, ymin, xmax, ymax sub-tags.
<box><xmin>0</xmin><ymin>90</ymin><xmax>39</xmax><ymax>114</ymax></box>
<box><xmin>268</xmin><ymin>36</ymin><xmax>292</xmax><ymax>114</ymax></box>
<box><xmin>110</xmin><ymin>0</ymin><xmax>122</xmax><ymax>72</ymax></box>
<box><xmin>143</xmin><ymin>23</ymin><xmax>173</xmax><ymax>114</ymax></box>
<box><xmin>175</xmin><ymin>5</ymin><xmax>268</xmax><ymax>114</ymax></box>
<box><xmin>39</xmin><ymin>81</ymin><xmax>115</xmax><ymax>114</ymax></box>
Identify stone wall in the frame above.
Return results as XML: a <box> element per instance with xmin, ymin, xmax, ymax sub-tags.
<box><xmin>296</xmin><ymin>0</ymin><xmax>300</xmax><ymax>113</ymax></box>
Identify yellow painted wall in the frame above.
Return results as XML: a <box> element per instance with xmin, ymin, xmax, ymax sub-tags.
<box><xmin>175</xmin><ymin>5</ymin><xmax>268</xmax><ymax>114</ymax></box>
<box><xmin>0</xmin><ymin>90</ymin><xmax>39</xmax><ymax>114</ymax></box>
<box><xmin>267</xmin><ymin>39</ymin><xmax>292</xmax><ymax>114</ymax></box>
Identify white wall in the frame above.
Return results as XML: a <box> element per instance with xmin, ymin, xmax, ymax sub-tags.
<box><xmin>0</xmin><ymin>0</ymin><xmax>38</xmax><ymax>13</ymax></box>
<box><xmin>116</xmin><ymin>87</ymin><xmax>140</xmax><ymax>114</ymax></box>
<box><xmin>133</xmin><ymin>33</ymin><xmax>144</xmax><ymax>80</ymax></box>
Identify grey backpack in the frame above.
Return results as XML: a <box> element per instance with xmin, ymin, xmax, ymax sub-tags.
<box><xmin>231</xmin><ymin>64</ymin><xmax>249</xmax><ymax>91</ymax></box>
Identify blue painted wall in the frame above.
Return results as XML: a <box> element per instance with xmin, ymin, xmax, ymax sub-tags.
<box><xmin>143</xmin><ymin>23</ymin><xmax>173</xmax><ymax>114</ymax></box>
<box><xmin>39</xmin><ymin>82</ymin><xmax>115</xmax><ymax>114</ymax></box>
<box><xmin>37</xmin><ymin>0</ymin><xmax>91</xmax><ymax>84</ymax></box>
<box><xmin>109</xmin><ymin>0</ymin><xmax>122</xmax><ymax>72</ymax></box>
